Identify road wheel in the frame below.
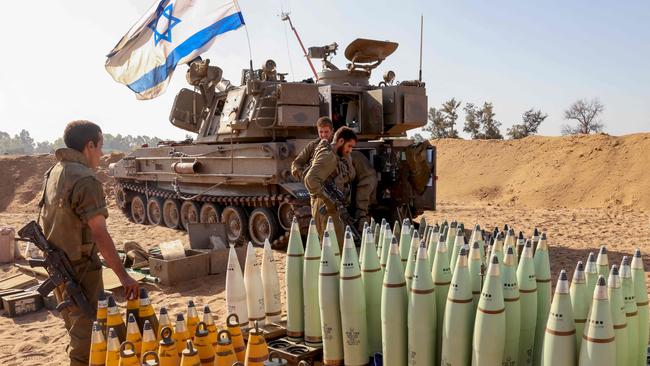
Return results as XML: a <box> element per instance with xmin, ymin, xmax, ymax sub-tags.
<box><xmin>277</xmin><ymin>201</ymin><xmax>294</xmax><ymax>231</ymax></box>
<box><xmin>116</xmin><ymin>185</ymin><xmax>128</xmax><ymax>210</ymax></box>
<box><xmin>162</xmin><ymin>198</ymin><xmax>181</xmax><ymax>229</ymax></box>
<box><xmin>221</xmin><ymin>206</ymin><xmax>248</xmax><ymax>244</ymax></box>
<box><xmin>146</xmin><ymin>197</ymin><xmax>164</xmax><ymax>226</ymax></box>
<box><xmin>249</xmin><ymin>207</ymin><xmax>279</xmax><ymax>246</ymax></box>
<box><xmin>180</xmin><ymin>201</ymin><xmax>201</xmax><ymax>231</ymax></box>
<box><xmin>130</xmin><ymin>195</ymin><xmax>147</xmax><ymax>225</ymax></box>
<box><xmin>199</xmin><ymin>203</ymin><xmax>221</xmax><ymax>224</ymax></box>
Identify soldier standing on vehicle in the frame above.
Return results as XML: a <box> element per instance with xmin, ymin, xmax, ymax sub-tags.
<box><xmin>291</xmin><ymin>116</ymin><xmax>334</xmax><ymax>180</ymax></box>
<box><xmin>304</xmin><ymin>127</ymin><xmax>357</xmax><ymax>248</ymax></box>
<box><xmin>39</xmin><ymin>120</ymin><xmax>139</xmax><ymax>366</ymax></box>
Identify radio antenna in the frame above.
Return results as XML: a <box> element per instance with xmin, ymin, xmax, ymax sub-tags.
<box><xmin>418</xmin><ymin>14</ymin><xmax>423</xmax><ymax>82</ymax></box>
<box><xmin>280</xmin><ymin>12</ymin><xmax>319</xmax><ymax>81</ymax></box>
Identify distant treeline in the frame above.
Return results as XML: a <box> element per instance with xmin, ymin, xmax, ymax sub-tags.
<box><xmin>0</xmin><ymin>130</ymin><xmax>165</xmax><ymax>155</ymax></box>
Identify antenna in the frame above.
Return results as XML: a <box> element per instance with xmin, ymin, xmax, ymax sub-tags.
<box><xmin>418</xmin><ymin>14</ymin><xmax>423</xmax><ymax>82</ymax></box>
<box><xmin>280</xmin><ymin>12</ymin><xmax>319</xmax><ymax>81</ymax></box>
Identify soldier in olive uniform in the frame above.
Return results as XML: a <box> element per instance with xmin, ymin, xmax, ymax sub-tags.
<box><xmin>40</xmin><ymin>121</ymin><xmax>139</xmax><ymax>366</ymax></box>
<box><xmin>349</xmin><ymin>150</ymin><xmax>377</xmax><ymax>230</ymax></box>
<box><xmin>291</xmin><ymin>116</ymin><xmax>334</xmax><ymax>180</ymax></box>
<box><xmin>304</xmin><ymin>127</ymin><xmax>358</xmax><ymax>248</ymax></box>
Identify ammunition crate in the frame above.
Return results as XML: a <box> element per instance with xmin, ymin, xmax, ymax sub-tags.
<box><xmin>267</xmin><ymin>336</ymin><xmax>323</xmax><ymax>365</ymax></box>
<box><xmin>148</xmin><ymin>249</ymin><xmax>209</xmax><ymax>285</ymax></box>
<box><xmin>197</xmin><ymin>247</ymin><xmax>246</xmax><ymax>275</ymax></box>
<box><xmin>0</xmin><ymin>289</ymin><xmax>25</xmax><ymax>310</ymax></box>
<box><xmin>3</xmin><ymin>291</ymin><xmax>43</xmax><ymax>317</ymax></box>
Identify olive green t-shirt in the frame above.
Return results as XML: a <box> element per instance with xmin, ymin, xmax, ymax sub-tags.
<box><xmin>41</xmin><ymin>148</ymin><xmax>108</xmax><ymax>262</ymax></box>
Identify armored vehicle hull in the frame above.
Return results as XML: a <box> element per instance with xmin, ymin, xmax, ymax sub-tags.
<box><xmin>109</xmin><ymin>38</ymin><xmax>436</xmax><ymax>248</ymax></box>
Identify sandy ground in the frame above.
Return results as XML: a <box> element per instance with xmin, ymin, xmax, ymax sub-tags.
<box><xmin>0</xmin><ymin>133</ymin><xmax>649</xmax><ymax>365</ymax></box>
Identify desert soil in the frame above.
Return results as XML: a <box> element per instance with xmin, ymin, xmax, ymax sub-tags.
<box><xmin>0</xmin><ymin>133</ymin><xmax>648</xmax><ymax>365</ymax></box>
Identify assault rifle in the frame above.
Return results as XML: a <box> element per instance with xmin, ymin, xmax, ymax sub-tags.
<box><xmin>17</xmin><ymin>221</ymin><xmax>95</xmax><ymax>318</ymax></box>
<box><xmin>319</xmin><ymin>180</ymin><xmax>361</xmax><ymax>242</ymax></box>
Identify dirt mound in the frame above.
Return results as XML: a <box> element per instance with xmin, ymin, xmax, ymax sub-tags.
<box><xmin>0</xmin><ymin>152</ymin><xmax>123</xmax><ymax>213</ymax></box>
<box><xmin>432</xmin><ymin>133</ymin><xmax>650</xmax><ymax>210</ymax></box>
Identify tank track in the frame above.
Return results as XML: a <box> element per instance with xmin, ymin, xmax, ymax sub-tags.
<box><xmin>117</xmin><ymin>181</ymin><xmax>311</xmax><ymax>250</ymax></box>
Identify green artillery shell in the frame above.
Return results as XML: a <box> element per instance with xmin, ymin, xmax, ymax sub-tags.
<box><xmin>284</xmin><ymin>223</ymin><xmax>305</xmax><ymax>341</ymax></box>
<box><xmin>359</xmin><ymin>222</ymin><xmax>369</xmax><ymax>268</ymax></box>
<box><xmin>441</xmin><ymin>248</ymin><xmax>473</xmax><ymax>366</ymax></box>
<box><xmin>226</xmin><ymin>244</ymin><xmax>248</xmax><ymax>327</ymax></box>
<box><xmin>503</xmin><ymin>228</ymin><xmax>516</xmax><ymax>258</ymax></box>
<box><xmin>262</xmin><ymin>238</ymin><xmax>282</xmax><ymax>323</ymax></box>
<box><xmin>326</xmin><ymin>217</ymin><xmax>341</xmax><ymax>261</ymax></box>
<box><xmin>596</xmin><ymin>245</ymin><xmax>609</xmax><ymax>280</ymax></box>
<box><xmin>469</xmin><ymin>241</ymin><xmax>483</xmax><ymax>314</ymax></box>
<box><xmin>370</xmin><ymin>217</ymin><xmax>376</xmax><ymax>233</ymax></box>
<box><xmin>621</xmin><ymin>257</ymin><xmax>640</xmax><ymax>366</ymax></box>
<box><xmin>531</xmin><ymin>228</ymin><xmax>540</xmax><ymax>249</ymax></box>
<box><xmin>431</xmin><ymin>234</ymin><xmax>451</xmax><ymax>366</ymax></box>
<box><xmin>472</xmin><ymin>255</ymin><xmax>506</xmax><ymax>366</ymax></box>
<box><xmin>491</xmin><ymin>232</ymin><xmax>505</xmax><ymax>264</ymax></box>
<box><xmin>427</xmin><ymin>225</ymin><xmax>440</xmax><ymax>272</ymax></box>
<box><xmin>570</xmin><ymin>261</ymin><xmax>589</xmax><ymax>355</ymax></box>
<box><xmin>244</xmin><ymin>241</ymin><xmax>266</xmax><ymax>327</ymax></box>
<box><xmin>399</xmin><ymin>221</ymin><xmax>413</xmax><ymax>271</ymax></box>
<box><xmin>449</xmin><ymin>227</ymin><xmax>465</xmax><ymax>274</ymax></box>
<box><xmin>303</xmin><ymin>219</ymin><xmax>323</xmax><ymax>347</ymax></box>
<box><xmin>381</xmin><ymin>236</ymin><xmax>408</xmax><ymax>366</ymax></box>
<box><xmin>380</xmin><ymin>223</ymin><xmax>393</xmax><ymax>271</ymax></box>
<box><xmin>404</xmin><ymin>231</ymin><xmax>421</xmax><ymax>292</ymax></box>
<box><xmin>393</xmin><ymin>220</ymin><xmax>402</xmax><ymax>252</ymax></box>
<box><xmin>578</xmin><ymin>276</ymin><xmax>616</xmax><ymax>366</ymax></box>
<box><xmin>542</xmin><ymin>270</ymin><xmax>576</xmax><ymax>366</ymax></box>
<box><xmin>423</xmin><ymin>225</ymin><xmax>432</xmax><ymax>251</ymax></box>
<box><xmin>445</xmin><ymin>222</ymin><xmax>457</xmax><ymax>266</ymax></box>
<box><xmin>319</xmin><ymin>232</ymin><xmax>344</xmax><ymax>365</ymax></box>
<box><xmin>375</xmin><ymin>218</ymin><xmax>386</xmax><ymax>257</ymax></box>
<box><xmin>470</xmin><ymin>224</ymin><xmax>485</xmax><ymax>262</ymax></box>
<box><xmin>408</xmin><ymin>240</ymin><xmax>436</xmax><ymax>366</ymax></box>
<box><xmin>516</xmin><ymin>239</ymin><xmax>537</xmax><ymax>366</ymax></box>
<box><xmin>607</xmin><ymin>265</ymin><xmax>628</xmax><ymax>366</ymax></box>
<box><xmin>340</xmin><ymin>230</ymin><xmax>368</xmax><ymax>366</ymax></box>
<box><xmin>533</xmin><ymin>232</ymin><xmax>551</xmax><ymax>366</ymax></box>
<box><xmin>361</xmin><ymin>226</ymin><xmax>383</xmax><ymax>357</ymax></box>
<box><xmin>585</xmin><ymin>252</ymin><xmax>598</xmax><ymax>297</ymax></box>
<box><xmin>632</xmin><ymin>248</ymin><xmax>649</xmax><ymax>366</ymax></box>
<box><xmin>418</xmin><ymin>217</ymin><xmax>427</xmax><ymax>237</ymax></box>
<box><xmin>502</xmin><ymin>246</ymin><xmax>521</xmax><ymax>366</ymax></box>
<box><xmin>516</xmin><ymin>231</ymin><xmax>525</xmax><ymax>261</ymax></box>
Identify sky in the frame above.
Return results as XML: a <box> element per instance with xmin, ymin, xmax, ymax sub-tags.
<box><xmin>0</xmin><ymin>0</ymin><xmax>648</xmax><ymax>142</ymax></box>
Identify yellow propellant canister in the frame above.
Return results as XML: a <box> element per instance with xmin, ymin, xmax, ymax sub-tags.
<box><xmin>105</xmin><ymin>328</ymin><xmax>121</xmax><ymax>366</ymax></box>
<box><xmin>157</xmin><ymin>326</ymin><xmax>180</xmax><ymax>366</ymax></box>
<box><xmin>174</xmin><ymin>313</ymin><xmax>191</xmax><ymax>357</ymax></box>
<box><xmin>139</xmin><ymin>288</ymin><xmax>159</xmax><ymax>336</ymax></box>
<box><xmin>192</xmin><ymin>322</ymin><xmax>215</xmax><ymax>366</ymax></box>
<box><xmin>214</xmin><ymin>330</ymin><xmax>238</xmax><ymax>366</ymax></box>
<box><xmin>226</xmin><ymin>314</ymin><xmax>246</xmax><ymax>362</ymax></box>
<box><xmin>186</xmin><ymin>300</ymin><xmax>200</xmax><ymax>340</ymax></box>
<box><xmin>89</xmin><ymin>321</ymin><xmax>107</xmax><ymax>366</ymax></box>
<box><xmin>180</xmin><ymin>340</ymin><xmax>202</xmax><ymax>366</ymax></box>
<box><xmin>202</xmin><ymin>305</ymin><xmax>218</xmax><ymax>352</ymax></box>
<box><xmin>107</xmin><ymin>296</ymin><xmax>127</xmax><ymax>342</ymax></box>
<box><xmin>244</xmin><ymin>322</ymin><xmax>269</xmax><ymax>366</ymax></box>
<box><xmin>126</xmin><ymin>313</ymin><xmax>143</xmax><ymax>358</ymax></box>
<box><xmin>141</xmin><ymin>351</ymin><xmax>160</xmax><ymax>366</ymax></box>
<box><xmin>141</xmin><ymin>320</ymin><xmax>158</xmax><ymax>358</ymax></box>
<box><xmin>157</xmin><ymin>307</ymin><xmax>173</xmax><ymax>342</ymax></box>
<box><xmin>97</xmin><ymin>292</ymin><xmax>109</xmax><ymax>337</ymax></box>
<box><xmin>118</xmin><ymin>341</ymin><xmax>140</xmax><ymax>366</ymax></box>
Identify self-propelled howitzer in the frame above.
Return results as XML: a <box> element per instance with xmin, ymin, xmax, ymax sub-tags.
<box><xmin>109</xmin><ymin>38</ymin><xmax>436</xmax><ymax>248</ymax></box>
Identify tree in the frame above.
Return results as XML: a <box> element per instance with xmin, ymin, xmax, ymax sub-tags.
<box><xmin>561</xmin><ymin>98</ymin><xmax>605</xmax><ymax>135</ymax></box>
<box><xmin>507</xmin><ymin>108</ymin><xmax>548</xmax><ymax>139</ymax></box>
<box><xmin>423</xmin><ymin>98</ymin><xmax>461</xmax><ymax>138</ymax></box>
<box><xmin>463</xmin><ymin>102</ymin><xmax>503</xmax><ymax>139</ymax></box>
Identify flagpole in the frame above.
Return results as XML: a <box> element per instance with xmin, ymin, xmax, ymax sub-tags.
<box><xmin>234</xmin><ymin>0</ymin><xmax>255</xmax><ymax>78</ymax></box>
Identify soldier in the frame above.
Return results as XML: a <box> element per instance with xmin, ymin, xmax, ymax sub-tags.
<box><xmin>40</xmin><ymin>120</ymin><xmax>139</xmax><ymax>366</ymax></box>
<box><xmin>349</xmin><ymin>150</ymin><xmax>377</xmax><ymax>230</ymax></box>
<box><xmin>304</xmin><ymin>127</ymin><xmax>358</xmax><ymax>248</ymax></box>
<box><xmin>290</xmin><ymin>116</ymin><xmax>334</xmax><ymax>180</ymax></box>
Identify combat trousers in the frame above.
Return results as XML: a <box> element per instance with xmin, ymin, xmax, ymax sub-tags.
<box><xmin>54</xmin><ymin>255</ymin><xmax>104</xmax><ymax>366</ymax></box>
<box><xmin>311</xmin><ymin>197</ymin><xmax>344</xmax><ymax>252</ymax></box>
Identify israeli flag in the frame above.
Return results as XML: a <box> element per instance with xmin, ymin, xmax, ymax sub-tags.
<box><xmin>105</xmin><ymin>0</ymin><xmax>244</xmax><ymax>100</ymax></box>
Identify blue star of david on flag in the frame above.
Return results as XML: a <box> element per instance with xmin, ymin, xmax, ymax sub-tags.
<box><xmin>147</xmin><ymin>3</ymin><xmax>181</xmax><ymax>46</ymax></box>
